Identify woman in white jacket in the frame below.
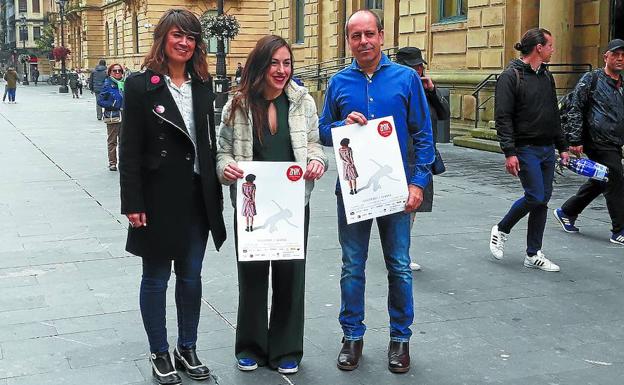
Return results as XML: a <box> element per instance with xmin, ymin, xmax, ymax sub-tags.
<box><xmin>217</xmin><ymin>35</ymin><xmax>327</xmax><ymax>375</ymax></box>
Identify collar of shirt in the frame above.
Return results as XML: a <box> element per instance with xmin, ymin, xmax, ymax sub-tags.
<box><xmin>163</xmin><ymin>74</ymin><xmax>192</xmax><ymax>91</ymax></box>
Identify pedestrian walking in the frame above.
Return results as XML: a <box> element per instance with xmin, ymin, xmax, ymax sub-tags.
<box><xmin>77</xmin><ymin>68</ymin><xmax>84</xmax><ymax>95</ymax></box>
<box><xmin>32</xmin><ymin>66</ymin><xmax>39</xmax><ymax>86</ymax></box>
<box><xmin>216</xmin><ymin>34</ymin><xmax>327</xmax><ymax>375</ymax></box>
<box><xmin>89</xmin><ymin>59</ymin><xmax>107</xmax><ymax>120</ymax></box>
<box><xmin>3</xmin><ymin>67</ymin><xmax>18</xmax><ymax>104</ymax></box>
<box><xmin>553</xmin><ymin>39</ymin><xmax>624</xmax><ymax>245</ymax></box>
<box><xmin>97</xmin><ymin>63</ymin><xmax>124</xmax><ymax>171</ymax></box>
<box><xmin>68</xmin><ymin>69</ymin><xmax>80</xmax><ymax>98</ymax></box>
<box><xmin>319</xmin><ymin>9</ymin><xmax>434</xmax><ymax>374</ymax></box>
<box><xmin>489</xmin><ymin>28</ymin><xmax>570</xmax><ymax>271</ymax></box>
<box><xmin>234</xmin><ymin>62</ymin><xmax>243</xmax><ymax>85</ymax></box>
<box><xmin>396</xmin><ymin>46</ymin><xmax>450</xmax><ymax>271</ymax></box>
<box><xmin>118</xmin><ymin>8</ymin><xmax>226</xmax><ymax>385</ymax></box>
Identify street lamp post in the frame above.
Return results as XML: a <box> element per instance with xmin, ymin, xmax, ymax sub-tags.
<box><xmin>56</xmin><ymin>0</ymin><xmax>69</xmax><ymax>93</ymax></box>
<box><xmin>213</xmin><ymin>0</ymin><xmax>230</xmax><ymax>124</ymax></box>
<box><xmin>19</xmin><ymin>14</ymin><xmax>29</xmax><ymax>85</ymax></box>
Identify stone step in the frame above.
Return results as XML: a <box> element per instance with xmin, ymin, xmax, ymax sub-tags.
<box><xmin>469</xmin><ymin>128</ymin><xmax>498</xmax><ymax>141</ymax></box>
<box><xmin>453</xmin><ymin>136</ymin><xmax>503</xmax><ymax>153</ymax></box>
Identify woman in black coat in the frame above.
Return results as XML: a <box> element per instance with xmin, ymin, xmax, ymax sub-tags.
<box><xmin>119</xmin><ymin>9</ymin><xmax>226</xmax><ymax>385</ymax></box>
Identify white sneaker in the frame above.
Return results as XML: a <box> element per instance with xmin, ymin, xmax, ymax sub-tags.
<box><xmin>523</xmin><ymin>250</ymin><xmax>560</xmax><ymax>272</ymax></box>
<box><xmin>409</xmin><ymin>262</ymin><xmax>421</xmax><ymax>271</ymax></box>
<box><xmin>489</xmin><ymin>225</ymin><xmax>508</xmax><ymax>260</ymax></box>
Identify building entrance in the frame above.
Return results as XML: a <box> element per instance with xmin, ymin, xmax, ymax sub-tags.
<box><xmin>613</xmin><ymin>0</ymin><xmax>624</xmax><ymax>39</ymax></box>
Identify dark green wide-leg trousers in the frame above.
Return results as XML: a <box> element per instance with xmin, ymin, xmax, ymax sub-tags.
<box><xmin>234</xmin><ymin>206</ymin><xmax>309</xmax><ymax>368</ymax></box>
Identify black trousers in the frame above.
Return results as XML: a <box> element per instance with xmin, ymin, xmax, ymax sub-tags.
<box><xmin>561</xmin><ymin>149</ymin><xmax>624</xmax><ymax>234</ymax></box>
<box><xmin>234</xmin><ymin>205</ymin><xmax>310</xmax><ymax>368</ymax></box>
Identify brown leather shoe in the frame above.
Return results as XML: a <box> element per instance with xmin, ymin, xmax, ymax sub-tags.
<box><xmin>388</xmin><ymin>341</ymin><xmax>410</xmax><ymax>373</ymax></box>
<box><xmin>337</xmin><ymin>338</ymin><xmax>363</xmax><ymax>370</ymax></box>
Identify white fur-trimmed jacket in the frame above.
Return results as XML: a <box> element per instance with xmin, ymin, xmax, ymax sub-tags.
<box><xmin>216</xmin><ymin>80</ymin><xmax>328</xmax><ymax>206</ymax></box>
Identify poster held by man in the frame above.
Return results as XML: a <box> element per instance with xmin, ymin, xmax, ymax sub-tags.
<box><xmin>331</xmin><ymin>116</ymin><xmax>408</xmax><ymax>224</ymax></box>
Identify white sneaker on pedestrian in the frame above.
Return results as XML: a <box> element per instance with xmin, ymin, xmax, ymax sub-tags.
<box><xmin>409</xmin><ymin>262</ymin><xmax>421</xmax><ymax>271</ymax></box>
<box><xmin>523</xmin><ymin>250</ymin><xmax>560</xmax><ymax>272</ymax></box>
<box><xmin>489</xmin><ymin>225</ymin><xmax>507</xmax><ymax>260</ymax></box>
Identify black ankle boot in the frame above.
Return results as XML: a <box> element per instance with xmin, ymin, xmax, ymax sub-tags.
<box><xmin>174</xmin><ymin>346</ymin><xmax>211</xmax><ymax>381</ymax></box>
<box><xmin>150</xmin><ymin>351</ymin><xmax>182</xmax><ymax>385</ymax></box>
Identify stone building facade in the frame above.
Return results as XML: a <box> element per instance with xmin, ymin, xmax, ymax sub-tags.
<box><xmin>51</xmin><ymin>0</ymin><xmax>270</xmax><ymax>76</ymax></box>
<box><xmin>270</xmin><ymin>0</ymin><xmax>623</xmax><ymax>132</ymax></box>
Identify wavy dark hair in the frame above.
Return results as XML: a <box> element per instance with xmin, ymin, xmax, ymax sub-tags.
<box><xmin>227</xmin><ymin>35</ymin><xmax>293</xmax><ymax>142</ymax></box>
<box><xmin>514</xmin><ymin>28</ymin><xmax>551</xmax><ymax>56</ymax></box>
<box><xmin>142</xmin><ymin>8</ymin><xmax>210</xmax><ymax>80</ymax></box>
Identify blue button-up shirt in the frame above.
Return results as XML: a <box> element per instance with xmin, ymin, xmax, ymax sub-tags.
<box><xmin>319</xmin><ymin>54</ymin><xmax>434</xmax><ymax>188</ymax></box>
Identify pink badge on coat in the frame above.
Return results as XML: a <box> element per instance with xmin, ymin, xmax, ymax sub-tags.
<box><xmin>150</xmin><ymin>75</ymin><xmax>160</xmax><ymax>84</ymax></box>
<box><xmin>154</xmin><ymin>105</ymin><xmax>165</xmax><ymax>114</ymax></box>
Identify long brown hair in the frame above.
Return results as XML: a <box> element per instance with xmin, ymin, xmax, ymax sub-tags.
<box><xmin>227</xmin><ymin>35</ymin><xmax>293</xmax><ymax>141</ymax></box>
<box><xmin>142</xmin><ymin>8</ymin><xmax>210</xmax><ymax>80</ymax></box>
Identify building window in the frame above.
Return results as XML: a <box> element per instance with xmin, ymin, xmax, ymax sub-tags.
<box><xmin>18</xmin><ymin>0</ymin><xmax>27</xmax><ymax>12</ymax></box>
<box><xmin>20</xmin><ymin>27</ymin><xmax>28</xmax><ymax>42</ymax></box>
<box><xmin>366</xmin><ymin>0</ymin><xmax>383</xmax><ymax>9</ymax></box>
<box><xmin>32</xmin><ymin>0</ymin><xmax>40</xmax><ymax>13</ymax></box>
<box><xmin>133</xmin><ymin>13</ymin><xmax>139</xmax><ymax>54</ymax></box>
<box><xmin>105</xmin><ymin>22</ymin><xmax>110</xmax><ymax>56</ymax></box>
<box><xmin>113</xmin><ymin>20</ymin><xmax>118</xmax><ymax>56</ymax></box>
<box><xmin>33</xmin><ymin>26</ymin><xmax>40</xmax><ymax>40</ymax></box>
<box><xmin>439</xmin><ymin>0</ymin><xmax>467</xmax><ymax>22</ymax></box>
<box><xmin>295</xmin><ymin>0</ymin><xmax>304</xmax><ymax>44</ymax></box>
<box><xmin>205</xmin><ymin>10</ymin><xmax>229</xmax><ymax>54</ymax></box>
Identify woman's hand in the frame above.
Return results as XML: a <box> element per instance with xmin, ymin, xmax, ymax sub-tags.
<box><xmin>223</xmin><ymin>162</ymin><xmax>244</xmax><ymax>182</ymax></box>
<box><xmin>127</xmin><ymin>213</ymin><xmax>147</xmax><ymax>228</ymax></box>
<box><xmin>304</xmin><ymin>160</ymin><xmax>325</xmax><ymax>180</ymax></box>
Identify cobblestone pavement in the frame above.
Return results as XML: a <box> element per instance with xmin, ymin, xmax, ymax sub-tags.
<box><xmin>0</xmin><ymin>84</ymin><xmax>623</xmax><ymax>385</ymax></box>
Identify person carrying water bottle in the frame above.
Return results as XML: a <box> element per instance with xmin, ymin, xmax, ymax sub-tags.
<box><xmin>553</xmin><ymin>39</ymin><xmax>624</xmax><ymax>245</ymax></box>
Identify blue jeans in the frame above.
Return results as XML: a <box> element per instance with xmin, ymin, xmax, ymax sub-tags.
<box><xmin>139</xmin><ymin>186</ymin><xmax>209</xmax><ymax>353</ymax></box>
<box><xmin>7</xmin><ymin>88</ymin><xmax>15</xmax><ymax>102</ymax></box>
<box><xmin>336</xmin><ymin>193</ymin><xmax>413</xmax><ymax>342</ymax></box>
<box><xmin>498</xmin><ymin>145</ymin><xmax>555</xmax><ymax>256</ymax></box>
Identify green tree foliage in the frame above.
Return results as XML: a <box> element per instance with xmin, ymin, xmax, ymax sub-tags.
<box><xmin>35</xmin><ymin>24</ymin><xmax>55</xmax><ymax>52</ymax></box>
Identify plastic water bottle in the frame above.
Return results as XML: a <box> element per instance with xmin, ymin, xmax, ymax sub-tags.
<box><xmin>564</xmin><ymin>158</ymin><xmax>609</xmax><ymax>182</ymax></box>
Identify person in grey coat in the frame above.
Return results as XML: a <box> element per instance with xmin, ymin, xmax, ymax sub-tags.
<box><xmin>396</xmin><ymin>46</ymin><xmax>450</xmax><ymax>271</ymax></box>
<box><xmin>89</xmin><ymin>59</ymin><xmax>107</xmax><ymax>119</ymax></box>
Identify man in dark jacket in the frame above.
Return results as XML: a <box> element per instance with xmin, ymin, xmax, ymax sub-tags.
<box><xmin>489</xmin><ymin>28</ymin><xmax>569</xmax><ymax>272</ymax></box>
<box><xmin>554</xmin><ymin>39</ymin><xmax>624</xmax><ymax>245</ymax></box>
<box><xmin>89</xmin><ymin>59</ymin><xmax>107</xmax><ymax>120</ymax></box>
<box><xmin>396</xmin><ymin>46</ymin><xmax>450</xmax><ymax>271</ymax></box>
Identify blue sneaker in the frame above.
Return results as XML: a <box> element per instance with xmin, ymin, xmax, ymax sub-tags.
<box><xmin>610</xmin><ymin>230</ymin><xmax>624</xmax><ymax>245</ymax></box>
<box><xmin>277</xmin><ymin>361</ymin><xmax>298</xmax><ymax>374</ymax></box>
<box><xmin>237</xmin><ymin>358</ymin><xmax>258</xmax><ymax>371</ymax></box>
<box><xmin>553</xmin><ymin>208</ymin><xmax>579</xmax><ymax>233</ymax></box>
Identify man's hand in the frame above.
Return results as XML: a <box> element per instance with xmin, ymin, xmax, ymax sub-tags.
<box><xmin>345</xmin><ymin>111</ymin><xmax>367</xmax><ymax>125</ymax></box>
<box><xmin>127</xmin><ymin>212</ymin><xmax>147</xmax><ymax>228</ymax></box>
<box><xmin>569</xmin><ymin>146</ymin><xmax>583</xmax><ymax>156</ymax></box>
<box><xmin>223</xmin><ymin>162</ymin><xmax>244</xmax><ymax>182</ymax></box>
<box><xmin>304</xmin><ymin>160</ymin><xmax>325</xmax><ymax>180</ymax></box>
<box><xmin>421</xmin><ymin>76</ymin><xmax>435</xmax><ymax>91</ymax></box>
<box><xmin>505</xmin><ymin>156</ymin><xmax>520</xmax><ymax>177</ymax></box>
<box><xmin>560</xmin><ymin>151</ymin><xmax>570</xmax><ymax>165</ymax></box>
<box><xmin>405</xmin><ymin>185</ymin><xmax>424</xmax><ymax>213</ymax></box>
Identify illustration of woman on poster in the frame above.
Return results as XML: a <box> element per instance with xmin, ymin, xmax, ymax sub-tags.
<box><xmin>241</xmin><ymin>174</ymin><xmax>257</xmax><ymax>231</ymax></box>
<box><xmin>339</xmin><ymin>138</ymin><xmax>359</xmax><ymax>194</ymax></box>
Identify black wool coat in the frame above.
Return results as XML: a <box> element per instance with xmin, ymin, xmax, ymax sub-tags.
<box><xmin>119</xmin><ymin>69</ymin><xmax>226</xmax><ymax>259</ymax></box>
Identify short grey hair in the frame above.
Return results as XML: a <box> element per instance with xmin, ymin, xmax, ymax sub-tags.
<box><xmin>344</xmin><ymin>9</ymin><xmax>383</xmax><ymax>39</ymax></box>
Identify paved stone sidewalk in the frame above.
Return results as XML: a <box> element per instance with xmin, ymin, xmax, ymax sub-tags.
<box><xmin>0</xmin><ymin>84</ymin><xmax>623</xmax><ymax>385</ymax></box>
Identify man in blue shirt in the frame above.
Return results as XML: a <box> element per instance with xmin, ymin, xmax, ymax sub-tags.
<box><xmin>319</xmin><ymin>9</ymin><xmax>434</xmax><ymax>374</ymax></box>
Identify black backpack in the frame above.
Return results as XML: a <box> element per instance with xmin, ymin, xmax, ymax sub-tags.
<box><xmin>558</xmin><ymin>70</ymin><xmax>599</xmax><ymax>137</ymax></box>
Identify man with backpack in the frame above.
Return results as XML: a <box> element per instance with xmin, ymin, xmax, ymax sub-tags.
<box><xmin>489</xmin><ymin>28</ymin><xmax>569</xmax><ymax>272</ymax></box>
<box><xmin>553</xmin><ymin>39</ymin><xmax>624</xmax><ymax>245</ymax></box>
<box><xmin>89</xmin><ymin>59</ymin><xmax>108</xmax><ymax>120</ymax></box>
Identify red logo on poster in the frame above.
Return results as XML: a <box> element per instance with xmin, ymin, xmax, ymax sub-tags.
<box><xmin>377</xmin><ymin>120</ymin><xmax>393</xmax><ymax>137</ymax></box>
<box><xmin>286</xmin><ymin>165</ymin><xmax>303</xmax><ymax>181</ymax></box>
